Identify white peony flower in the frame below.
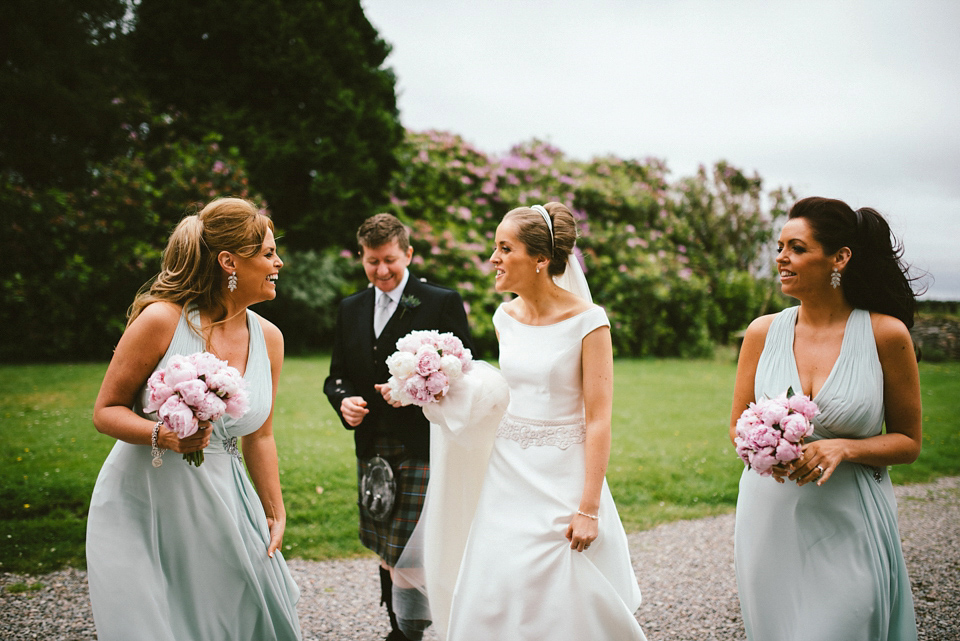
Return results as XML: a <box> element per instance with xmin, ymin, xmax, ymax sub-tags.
<box><xmin>439</xmin><ymin>354</ymin><xmax>463</xmax><ymax>380</ymax></box>
<box><xmin>386</xmin><ymin>376</ymin><xmax>415</xmax><ymax>406</ymax></box>
<box><xmin>386</xmin><ymin>351</ymin><xmax>418</xmax><ymax>379</ymax></box>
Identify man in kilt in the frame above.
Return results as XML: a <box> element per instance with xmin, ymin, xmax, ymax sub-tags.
<box><xmin>324</xmin><ymin>213</ymin><xmax>473</xmax><ymax>641</ymax></box>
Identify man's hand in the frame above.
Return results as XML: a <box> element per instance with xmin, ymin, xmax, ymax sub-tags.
<box><xmin>375</xmin><ymin>382</ymin><xmax>404</xmax><ymax>408</ymax></box>
<box><xmin>340</xmin><ymin>396</ymin><xmax>369</xmax><ymax>426</ymax></box>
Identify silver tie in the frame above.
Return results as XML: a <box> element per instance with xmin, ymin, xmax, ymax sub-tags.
<box><xmin>374</xmin><ymin>293</ymin><xmax>393</xmax><ymax>338</ymax></box>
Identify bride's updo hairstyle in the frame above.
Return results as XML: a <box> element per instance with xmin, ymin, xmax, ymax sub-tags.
<box><xmin>128</xmin><ymin>197</ymin><xmax>273</xmax><ymax>327</ymax></box>
<box><xmin>503</xmin><ymin>201</ymin><xmax>578</xmax><ymax>277</ymax></box>
<box><xmin>788</xmin><ymin>196</ymin><xmax>920</xmax><ymax>330</ymax></box>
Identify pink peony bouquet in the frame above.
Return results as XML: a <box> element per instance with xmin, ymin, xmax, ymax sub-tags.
<box><xmin>144</xmin><ymin>351</ymin><xmax>250</xmax><ymax>467</ymax></box>
<box><xmin>734</xmin><ymin>387</ymin><xmax>819</xmax><ymax>477</ymax></box>
<box><xmin>385</xmin><ymin>330</ymin><xmax>473</xmax><ymax>407</ymax></box>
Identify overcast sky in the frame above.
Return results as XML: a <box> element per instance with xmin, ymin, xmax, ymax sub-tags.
<box><xmin>361</xmin><ymin>0</ymin><xmax>960</xmax><ymax>300</ymax></box>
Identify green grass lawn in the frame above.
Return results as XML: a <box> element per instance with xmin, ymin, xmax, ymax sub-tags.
<box><xmin>2</xmin><ymin>355</ymin><xmax>958</xmax><ymax>575</ymax></box>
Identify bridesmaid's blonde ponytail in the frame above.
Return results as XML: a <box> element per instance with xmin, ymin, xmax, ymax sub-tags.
<box><xmin>128</xmin><ymin>198</ymin><xmax>272</xmax><ymax>328</ymax></box>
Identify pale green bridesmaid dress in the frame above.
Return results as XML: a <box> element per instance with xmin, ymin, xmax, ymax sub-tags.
<box><xmin>86</xmin><ymin>308</ymin><xmax>301</xmax><ymax>640</ymax></box>
<box><xmin>735</xmin><ymin>306</ymin><xmax>916</xmax><ymax>641</ymax></box>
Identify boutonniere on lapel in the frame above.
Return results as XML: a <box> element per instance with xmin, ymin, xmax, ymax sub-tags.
<box><xmin>398</xmin><ymin>294</ymin><xmax>421</xmax><ymax>319</ymax></box>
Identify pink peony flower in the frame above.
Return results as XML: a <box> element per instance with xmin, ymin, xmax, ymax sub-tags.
<box><xmin>158</xmin><ymin>395</ymin><xmax>199</xmax><ymax>438</ymax></box>
<box><xmin>747</xmin><ymin>424</ymin><xmax>780</xmax><ymax>449</ymax></box>
<box><xmin>425</xmin><ymin>371</ymin><xmax>449</xmax><ymax>397</ymax></box>
<box><xmin>193</xmin><ymin>391</ymin><xmax>227</xmax><ymax>422</ymax></box>
<box><xmin>436</xmin><ymin>333</ymin><xmax>464</xmax><ymax>358</ymax></box>
<box><xmin>415</xmin><ymin>346</ymin><xmax>442</xmax><ymax>377</ymax></box>
<box><xmin>223</xmin><ymin>391</ymin><xmax>250</xmax><ymax>419</ymax></box>
<box><xmin>781</xmin><ymin>412</ymin><xmax>814</xmax><ymax>443</ymax></box>
<box><xmin>749</xmin><ymin>447</ymin><xmax>778</xmax><ymax>476</ymax></box>
<box><xmin>164</xmin><ymin>355</ymin><xmax>199</xmax><ymax>387</ymax></box>
<box><xmin>404</xmin><ymin>376</ymin><xmax>433</xmax><ymax>404</ymax></box>
<box><xmin>206</xmin><ymin>368</ymin><xmax>244</xmax><ymax>397</ymax></box>
<box><xmin>174</xmin><ymin>379</ymin><xmax>209</xmax><ymax>407</ymax></box>
<box><xmin>759</xmin><ymin>402</ymin><xmax>789</xmax><ymax>427</ymax></box>
<box><xmin>144</xmin><ymin>370</ymin><xmax>174</xmax><ymax>413</ymax></box>
<box><xmin>189</xmin><ymin>351</ymin><xmax>226</xmax><ymax>379</ymax></box>
<box><xmin>775</xmin><ymin>438</ymin><xmax>803</xmax><ymax>463</ymax></box>
<box><xmin>735</xmin><ymin>412</ymin><xmax>763</xmax><ymax>440</ymax></box>
<box><xmin>788</xmin><ymin>394</ymin><xmax>819</xmax><ymax>421</ymax></box>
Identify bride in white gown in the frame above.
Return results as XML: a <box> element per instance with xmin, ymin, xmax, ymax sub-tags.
<box><xmin>394</xmin><ymin>203</ymin><xmax>646</xmax><ymax>641</ymax></box>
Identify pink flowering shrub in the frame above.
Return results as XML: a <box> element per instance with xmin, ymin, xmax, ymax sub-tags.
<box><xmin>378</xmin><ymin>130</ymin><xmax>793</xmax><ymax>358</ymax></box>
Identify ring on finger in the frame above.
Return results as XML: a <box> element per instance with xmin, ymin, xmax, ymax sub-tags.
<box><xmin>815</xmin><ymin>464</ymin><xmax>824</xmax><ymax>477</ymax></box>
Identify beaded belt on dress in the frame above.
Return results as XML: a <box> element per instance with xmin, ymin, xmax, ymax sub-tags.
<box><xmin>496</xmin><ymin>412</ymin><xmax>586</xmax><ymax>449</ymax></box>
<box><xmin>201</xmin><ymin>436</ymin><xmax>243</xmax><ymax>462</ymax></box>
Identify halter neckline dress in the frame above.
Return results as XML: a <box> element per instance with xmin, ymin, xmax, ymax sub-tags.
<box><xmin>87</xmin><ymin>307</ymin><xmax>301</xmax><ymax>640</ymax></box>
<box><xmin>735</xmin><ymin>306</ymin><xmax>916</xmax><ymax>640</ymax></box>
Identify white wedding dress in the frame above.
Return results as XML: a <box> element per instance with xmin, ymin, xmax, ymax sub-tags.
<box><xmin>404</xmin><ymin>304</ymin><xmax>645</xmax><ymax>640</ymax></box>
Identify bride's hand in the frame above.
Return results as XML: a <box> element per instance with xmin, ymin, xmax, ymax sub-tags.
<box><xmin>565</xmin><ymin>513</ymin><xmax>599</xmax><ymax>552</ymax></box>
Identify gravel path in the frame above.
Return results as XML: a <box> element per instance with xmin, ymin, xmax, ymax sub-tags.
<box><xmin>2</xmin><ymin>476</ymin><xmax>957</xmax><ymax>640</ymax></box>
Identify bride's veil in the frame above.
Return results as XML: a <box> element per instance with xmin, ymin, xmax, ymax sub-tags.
<box><xmin>393</xmin><ymin>362</ymin><xmax>509</xmax><ymax>640</ymax></box>
<box><xmin>554</xmin><ymin>248</ymin><xmax>593</xmax><ymax>303</ymax></box>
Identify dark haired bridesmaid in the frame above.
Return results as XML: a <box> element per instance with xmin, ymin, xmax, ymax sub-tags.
<box><xmin>730</xmin><ymin>196</ymin><xmax>921</xmax><ymax>640</ymax></box>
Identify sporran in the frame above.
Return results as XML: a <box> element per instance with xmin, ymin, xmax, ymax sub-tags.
<box><xmin>360</xmin><ymin>455</ymin><xmax>397</xmax><ymax>522</ymax></box>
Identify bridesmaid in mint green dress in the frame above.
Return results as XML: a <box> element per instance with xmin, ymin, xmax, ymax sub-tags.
<box><xmin>730</xmin><ymin>197</ymin><xmax>921</xmax><ymax>641</ymax></box>
<box><xmin>87</xmin><ymin>198</ymin><xmax>301</xmax><ymax>640</ymax></box>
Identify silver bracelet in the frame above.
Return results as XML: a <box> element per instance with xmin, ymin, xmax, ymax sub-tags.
<box><xmin>151</xmin><ymin>420</ymin><xmax>165</xmax><ymax>468</ymax></box>
<box><xmin>577</xmin><ymin>509</ymin><xmax>599</xmax><ymax>520</ymax></box>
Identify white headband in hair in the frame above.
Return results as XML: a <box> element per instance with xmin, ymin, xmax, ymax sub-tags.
<box><xmin>530</xmin><ymin>204</ymin><xmax>554</xmax><ymax>251</ymax></box>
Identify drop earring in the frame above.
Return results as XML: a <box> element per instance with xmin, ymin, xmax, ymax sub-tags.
<box><xmin>228</xmin><ymin>272</ymin><xmax>238</xmax><ymax>292</ymax></box>
<box><xmin>830</xmin><ymin>268</ymin><xmax>841</xmax><ymax>289</ymax></box>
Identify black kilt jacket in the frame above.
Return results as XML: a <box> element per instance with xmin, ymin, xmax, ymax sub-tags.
<box><xmin>323</xmin><ymin>274</ymin><xmax>474</xmax><ymax>461</ymax></box>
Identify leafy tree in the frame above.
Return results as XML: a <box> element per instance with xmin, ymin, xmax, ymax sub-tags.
<box><xmin>672</xmin><ymin>163</ymin><xmax>795</xmax><ymax>342</ymax></box>
<box><xmin>130</xmin><ymin>0</ymin><xmax>402</xmax><ymax>250</ymax></box>
<box><xmin>0</xmin><ymin>0</ymin><xmax>133</xmax><ymax>188</ymax></box>
<box><xmin>0</xmin><ymin>102</ymin><xmax>260</xmax><ymax>362</ymax></box>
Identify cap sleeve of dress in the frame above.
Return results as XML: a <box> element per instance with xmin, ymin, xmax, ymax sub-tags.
<box><xmin>576</xmin><ymin>306</ymin><xmax>610</xmax><ymax>340</ymax></box>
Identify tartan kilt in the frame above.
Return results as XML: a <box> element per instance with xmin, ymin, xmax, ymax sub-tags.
<box><xmin>357</xmin><ymin>439</ymin><xmax>429</xmax><ymax>566</ymax></box>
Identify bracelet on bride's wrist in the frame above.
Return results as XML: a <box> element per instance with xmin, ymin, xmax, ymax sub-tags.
<box><xmin>151</xmin><ymin>420</ymin><xmax>165</xmax><ymax>468</ymax></box>
<box><xmin>577</xmin><ymin>509</ymin><xmax>599</xmax><ymax>521</ymax></box>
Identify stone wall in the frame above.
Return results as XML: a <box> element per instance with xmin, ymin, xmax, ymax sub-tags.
<box><xmin>911</xmin><ymin>316</ymin><xmax>960</xmax><ymax>361</ymax></box>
